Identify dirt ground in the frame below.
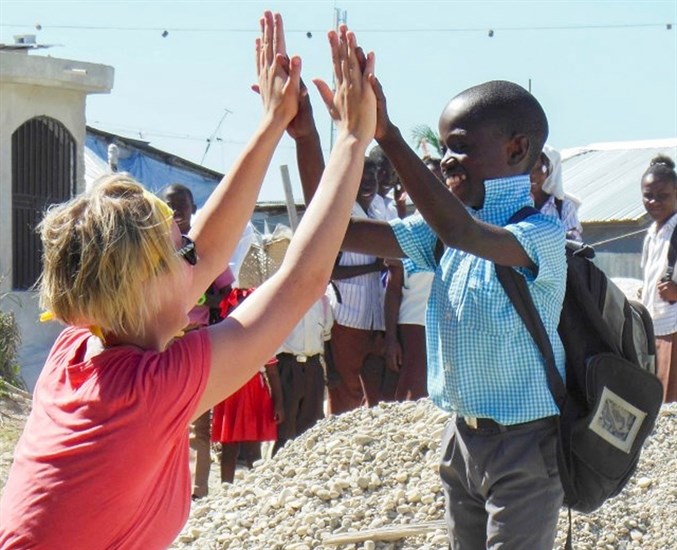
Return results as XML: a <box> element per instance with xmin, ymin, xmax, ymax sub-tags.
<box><xmin>0</xmin><ymin>386</ymin><xmax>31</xmax><ymax>488</ymax></box>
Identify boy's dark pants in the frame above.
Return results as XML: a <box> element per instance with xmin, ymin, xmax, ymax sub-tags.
<box><xmin>328</xmin><ymin>323</ymin><xmax>397</xmax><ymax>414</ymax></box>
<box><xmin>273</xmin><ymin>352</ymin><xmax>325</xmax><ymax>455</ymax></box>
<box><xmin>439</xmin><ymin>416</ymin><xmax>563</xmax><ymax>550</ymax></box>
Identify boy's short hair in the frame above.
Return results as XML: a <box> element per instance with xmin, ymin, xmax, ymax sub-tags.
<box><xmin>453</xmin><ymin>80</ymin><xmax>549</xmax><ymax>169</ymax></box>
<box><xmin>367</xmin><ymin>145</ymin><xmax>388</xmax><ymax>166</ymax></box>
<box><xmin>39</xmin><ymin>173</ymin><xmax>180</xmax><ymax>337</ymax></box>
<box><xmin>160</xmin><ymin>183</ymin><xmax>195</xmax><ymax>205</ymax></box>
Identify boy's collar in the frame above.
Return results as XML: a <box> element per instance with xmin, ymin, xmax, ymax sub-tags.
<box><xmin>469</xmin><ymin>174</ymin><xmax>533</xmax><ymax>226</ymax></box>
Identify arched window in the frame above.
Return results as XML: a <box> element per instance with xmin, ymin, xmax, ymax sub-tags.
<box><xmin>11</xmin><ymin>116</ymin><xmax>76</xmax><ymax>290</ymax></box>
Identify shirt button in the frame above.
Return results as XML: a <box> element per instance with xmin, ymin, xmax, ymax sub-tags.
<box><xmin>444</xmin><ymin>363</ymin><xmax>452</xmax><ymax>373</ymax></box>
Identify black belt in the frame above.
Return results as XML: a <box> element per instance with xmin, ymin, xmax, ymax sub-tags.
<box><xmin>277</xmin><ymin>352</ymin><xmax>321</xmax><ymax>363</ymax></box>
<box><xmin>456</xmin><ymin>415</ymin><xmax>556</xmax><ymax>434</ymax></box>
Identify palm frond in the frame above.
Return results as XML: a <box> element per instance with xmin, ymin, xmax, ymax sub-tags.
<box><xmin>411</xmin><ymin>124</ymin><xmax>442</xmax><ymax>158</ymax></box>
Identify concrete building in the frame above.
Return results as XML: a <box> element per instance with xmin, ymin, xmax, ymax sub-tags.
<box><xmin>0</xmin><ymin>48</ymin><xmax>114</xmax><ymax>389</ymax></box>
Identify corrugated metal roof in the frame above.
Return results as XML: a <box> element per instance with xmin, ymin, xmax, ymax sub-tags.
<box><xmin>561</xmin><ymin>138</ymin><xmax>677</xmax><ymax>223</ymax></box>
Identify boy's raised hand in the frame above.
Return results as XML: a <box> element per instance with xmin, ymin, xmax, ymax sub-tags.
<box><xmin>313</xmin><ymin>25</ymin><xmax>376</xmax><ymax>144</ymax></box>
<box><xmin>369</xmin><ymin>74</ymin><xmax>393</xmax><ymax>142</ymax></box>
<box><xmin>256</xmin><ymin>11</ymin><xmax>300</xmax><ymax>127</ymax></box>
<box><xmin>349</xmin><ymin>40</ymin><xmax>390</xmax><ymax>141</ymax></box>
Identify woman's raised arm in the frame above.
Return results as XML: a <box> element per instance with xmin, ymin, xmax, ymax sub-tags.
<box><xmin>187</xmin><ymin>11</ymin><xmax>300</xmax><ymax>307</ymax></box>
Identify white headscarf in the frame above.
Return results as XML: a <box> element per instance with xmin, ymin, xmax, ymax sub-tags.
<box><xmin>541</xmin><ymin>144</ymin><xmax>582</xmax><ymax>206</ymax></box>
<box><xmin>541</xmin><ymin>144</ymin><xmax>564</xmax><ymax>200</ymax></box>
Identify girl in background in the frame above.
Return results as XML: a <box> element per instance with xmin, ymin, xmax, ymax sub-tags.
<box><xmin>211</xmin><ymin>288</ymin><xmax>284</xmax><ymax>483</ymax></box>
<box><xmin>640</xmin><ymin>154</ymin><xmax>677</xmax><ymax>402</ymax></box>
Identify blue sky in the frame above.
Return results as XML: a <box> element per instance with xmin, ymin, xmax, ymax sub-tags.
<box><xmin>1</xmin><ymin>0</ymin><xmax>675</xmax><ymax>202</ymax></box>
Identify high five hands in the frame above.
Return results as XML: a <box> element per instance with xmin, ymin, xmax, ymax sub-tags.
<box><xmin>253</xmin><ymin>14</ymin><xmax>377</xmax><ymax>146</ymax></box>
<box><xmin>256</xmin><ymin>12</ymin><xmax>301</xmax><ymax>129</ymax></box>
<box><xmin>313</xmin><ymin>24</ymin><xmax>376</xmax><ymax>144</ymax></box>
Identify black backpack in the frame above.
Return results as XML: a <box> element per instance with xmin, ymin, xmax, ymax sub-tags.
<box><xmin>493</xmin><ymin>208</ymin><xmax>663</xmax><ymax>521</ymax></box>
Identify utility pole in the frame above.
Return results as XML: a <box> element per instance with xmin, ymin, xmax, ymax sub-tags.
<box><xmin>280</xmin><ymin>165</ymin><xmax>299</xmax><ymax>231</ymax></box>
<box><xmin>329</xmin><ymin>7</ymin><xmax>348</xmax><ymax>152</ymax></box>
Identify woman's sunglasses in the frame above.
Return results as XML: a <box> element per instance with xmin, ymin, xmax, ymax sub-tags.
<box><xmin>176</xmin><ymin>235</ymin><xmax>198</xmax><ymax>266</ymax></box>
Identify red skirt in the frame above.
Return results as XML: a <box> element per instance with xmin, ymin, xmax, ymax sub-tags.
<box><xmin>211</xmin><ymin>372</ymin><xmax>277</xmax><ymax>443</ymax></box>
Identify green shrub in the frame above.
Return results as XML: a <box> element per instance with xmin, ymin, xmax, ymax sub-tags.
<box><xmin>0</xmin><ymin>294</ymin><xmax>26</xmax><ymax>392</ymax></box>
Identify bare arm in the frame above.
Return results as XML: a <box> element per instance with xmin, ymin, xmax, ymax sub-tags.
<box><xmin>195</xmin><ymin>24</ymin><xmax>377</xmax><ymax>417</ymax></box>
<box><xmin>187</xmin><ymin>12</ymin><xmax>300</xmax><ymax>306</ymax></box>
<box><xmin>286</xmin><ymin>81</ymin><xmax>325</xmax><ymax>205</ymax></box>
<box><xmin>341</xmin><ymin>217</ymin><xmax>404</xmax><ymax>258</ymax></box>
<box><xmin>371</xmin><ymin>77</ymin><xmax>533</xmax><ymax>269</ymax></box>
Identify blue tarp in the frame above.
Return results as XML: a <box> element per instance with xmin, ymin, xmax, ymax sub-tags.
<box><xmin>86</xmin><ymin>133</ymin><xmax>221</xmax><ymax>208</ymax></box>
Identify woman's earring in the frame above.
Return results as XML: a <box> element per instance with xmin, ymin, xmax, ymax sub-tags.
<box><xmin>541</xmin><ymin>165</ymin><xmax>548</xmax><ymax>174</ymax></box>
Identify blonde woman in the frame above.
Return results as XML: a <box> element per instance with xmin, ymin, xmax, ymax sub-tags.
<box><xmin>0</xmin><ymin>13</ymin><xmax>376</xmax><ymax>548</ymax></box>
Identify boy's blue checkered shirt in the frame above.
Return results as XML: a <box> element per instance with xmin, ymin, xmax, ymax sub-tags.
<box><xmin>390</xmin><ymin>175</ymin><xmax>566</xmax><ymax>424</ymax></box>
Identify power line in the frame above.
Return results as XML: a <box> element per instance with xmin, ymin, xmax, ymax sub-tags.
<box><xmin>1</xmin><ymin>22</ymin><xmax>673</xmax><ymax>34</ymax></box>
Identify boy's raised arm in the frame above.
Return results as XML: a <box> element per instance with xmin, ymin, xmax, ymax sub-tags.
<box><xmin>286</xmin><ymin>80</ymin><xmax>325</xmax><ymax>205</ymax></box>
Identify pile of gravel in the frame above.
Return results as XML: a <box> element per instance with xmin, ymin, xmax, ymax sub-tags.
<box><xmin>172</xmin><ymin>400</ymin><xmax>676</xmax><ymax>550</ymax></box>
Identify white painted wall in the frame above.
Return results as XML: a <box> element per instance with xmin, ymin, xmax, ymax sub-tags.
<box><xmin>0</xmin><ymin>51</ymin><xmax>113</xmax><ymax>389</ymax></box>
<box><xmin>2</xmin><ymin>292</ymin><xmax>64</xmax><ymax>391</ymax></box>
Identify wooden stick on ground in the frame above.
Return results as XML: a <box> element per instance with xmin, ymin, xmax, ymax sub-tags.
<box><xmin>322</xmin><ymin>519</ymin><xmax>446</xmax><ymax>545</ymax></box>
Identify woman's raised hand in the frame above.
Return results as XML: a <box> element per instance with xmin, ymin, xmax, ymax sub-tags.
<box><xmin>256</xmin><ymin>11</ymin><xmax>300</xmax><ymax>127</ymax></box>
<box><xmin>314</xmin><ymin>25</ymin><xmax>376</xmax><ymax>145</ymax></box>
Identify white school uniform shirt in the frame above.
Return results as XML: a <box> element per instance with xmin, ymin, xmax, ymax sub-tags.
<box><xmin>398</xmin><ymin>268</ymin><xmax>434</xmax><ymax>326</ymax></box>
<box><xmin>332</xmin><ymin>200</ymin><xmax>387</xmax><ymax>330</ymax></box>
<box><xmin>539</xmin><ymin>195</ymin><xmax>583</xmax><ymax>242</ymax></box>
<box><xmin>641</xmin><ymin>212</ymin><xmax>677</xmax><ymax>336</ymax></box>
<box><xmin>277</xmin><ymin>296</ymin><xmax>333</xmax><ymax>357</ymax></box>
<box><xmin>374</xmin><ymin>194</ymin><xmax>399</xmax><ymax>221</ymax></box>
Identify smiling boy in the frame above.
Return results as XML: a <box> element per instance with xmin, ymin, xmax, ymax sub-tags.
<box><xmin>291</xmin><ymin>78</ymin><xmax>567</xmax><ymax>548</ymax></box>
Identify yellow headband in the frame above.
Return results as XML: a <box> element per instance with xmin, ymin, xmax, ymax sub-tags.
<box><xmin>143</xmin><ymin>189</ymin><xmax>174</xmax><ymax>228</ymax></box>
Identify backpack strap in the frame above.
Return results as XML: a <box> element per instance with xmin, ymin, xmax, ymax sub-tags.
<box><xmin>664</xmin><ymin>222</ymin><xmax>677</xmax><ymax>281</ymax></box>
<box><xmin>494</xmin><ymin>206</ymin><xmax>567</xmax><ymax>408</ymax></box>
<box><xmin>330</xmin><ymin>252</ymin><xmax>344</xmax><ymax>304</ymax></box>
